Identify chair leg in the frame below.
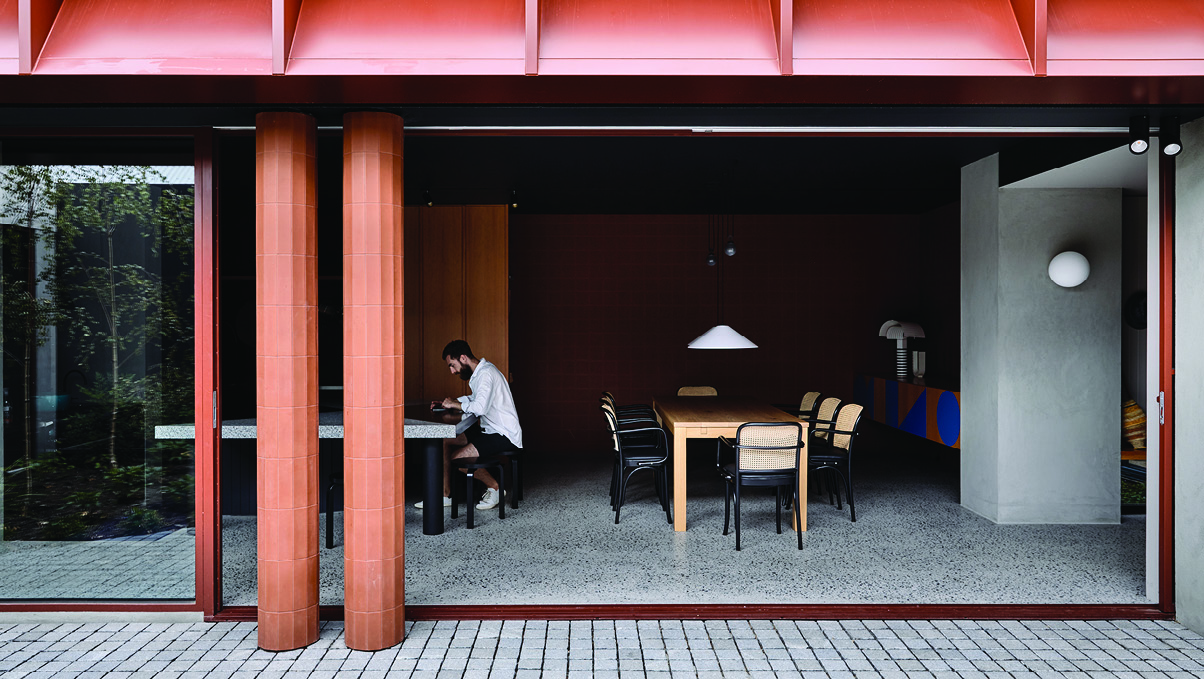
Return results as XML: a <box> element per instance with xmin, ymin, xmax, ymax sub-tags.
<box><xmin>615</xmin><ymin>467</ymin><xmax>627</xmax><ymax>525</ymax></box>
<box><xmin>844</xmin><ymin>463</ymin><xmax>855</xmax><ymax>522</ymax></box>
<box><xmin>325</xmin><ymin>479</ymin><xmax>336</xmax><ymax>550</ymax></box>
<box><xmin>610</xmin><ymin>458</ymin><xmax>620</xmax><ymax>509</ymax></box>
<box><xmin>450</xmin><ymin>471</ymin><xmax>460</xmax><ymax>519</ymax></box>
<box><xmin>734</xmin><ymin>482</ymin><xmax>742</xmax><ymax>551</ymax></box>
<box><xmin>775</xmin><ymin>486</ymin><xmax>783</xmax><ymax>534</ymax></box>
<box><xmin>466</xmin><ymin>471</ymin><xmax>476</xmax><ymax>530</ymax></box>
<box><xmin>723</xmin><ymin>482</ymin><xmax>731</xmax><ymax>536</ymax></box>
<box><xmin>496</xmin><ymin>464</ymin><xmax>507</xmax><ymax>521</ymax></box>
<box><xmin>794</xmin><ymin>478</ymin><xmax>803</xmax><ymax>550</ymax></box>
<box><xmin>663</xmin><ymin>467</ymin><xmax>673</xmax><ymax>524</ymax></box>
<box><xmin>515</xmin><ymin>455</ymin><xmax>523</xmax><ymax>502</ymax></box>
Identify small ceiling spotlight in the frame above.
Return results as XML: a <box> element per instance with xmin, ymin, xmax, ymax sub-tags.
<box><xmin>1129</xmin><ymin>115</ymin><xmax>1150</xmax><ymax>155</ymax></box>
<box><xmin>724</xmin><ymin>237</ymin><xmax>736</xmax><ymax>257</ymax></box>
<box><xmin>424</xmin><ymin>190</ymin><xmax>433</xmax><ymax>207</ymax></box>
<box><xmin>1161</xmin><ymin>116</ymin><xmax>1182</xmax><ymax>157</ymax></box>
<box><xmin>510</xmin><ymin>190</ymin><xmax>519</xmax><ymax>209</ymax></box>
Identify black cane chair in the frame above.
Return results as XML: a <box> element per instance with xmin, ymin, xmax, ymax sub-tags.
<box><xmin>602</xmin><ymin>404</ymin><xmax>672</xmax><ymax>525</ymax></box>
<box><xmin>601</xmin><ymin>401</ymin><xmax>661</xmax><ymax>508</ymax></box>
<box><xmin>807</xmin><ymin>403</ymin><xmax>865</xmax><ymax>522</ymax></box>
<box><xmin>601</xmin><ymin>391</ymin><xmax>659</xmax><ymax>422</ymax></box>
<box><xmin>717</xmin><ymin>421</ymin><xmax>804</xmax><ymax>550</ymax></box>
<box><xmin>774</xmin><ymin>391</ymin><xmax>824</xmax><ymax>419</ymax></box>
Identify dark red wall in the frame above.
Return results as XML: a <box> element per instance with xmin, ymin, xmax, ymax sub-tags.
<box><xmin>508</xmin><ymin>210</ymin><xmax>960</xmax><ymax>458</ymax></box>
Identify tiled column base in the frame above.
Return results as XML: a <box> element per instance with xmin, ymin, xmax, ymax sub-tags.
<box><xmin>343</xmin><ymin>111</ymin><xmax>406</xmax><ymax>650</ymax></box>
<box><xmin>255</xmin><ymin>111</ymin><xmax>320</xmax><ymax>651</ymax></box>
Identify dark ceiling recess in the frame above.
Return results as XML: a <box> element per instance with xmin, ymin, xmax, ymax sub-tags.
<box><xmin>403</xmin><ymin>135</ymin><xmax>1123</xmax><ymax>215</ymax></box>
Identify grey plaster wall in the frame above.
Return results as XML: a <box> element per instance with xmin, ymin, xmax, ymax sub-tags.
<box><xmin>995</xmin><ymin>188</ymin><xmax>1121</xmax><ymax>523</ymax></box>
<box><xmin>961</xmin><ymin>155</ymin><xmax>1002</xmax><ymax>521</ymax></box>
<box><xmin>961</xmin><ymin>155</ymin><xmax>1122</xmax><ymax>524</ymax></box>
<box><xmin>1175</xmin><ymin>117</ymin><xmax>1204</xmax><ymax>634</ymax></box>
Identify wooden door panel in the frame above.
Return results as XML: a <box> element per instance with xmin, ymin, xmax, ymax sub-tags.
<box><xmin>403</xmin><ymin>206</ymin><xmax>423</xmax><ymax>402</ymax></box>
<box><xmin>421</xmin><ymin>206</ymin><xmax>467</xmax><ymax>400</ymax></box>
<box><xmin>464</xmin><ymin>206</ymin><xmax>509</xmax><ymax>382</ymax></box>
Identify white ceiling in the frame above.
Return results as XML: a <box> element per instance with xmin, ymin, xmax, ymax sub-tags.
<box><xmin>1004</xmin><ymin>143</ymin><xmax>1150</xmax><ymax>194</ymax></box>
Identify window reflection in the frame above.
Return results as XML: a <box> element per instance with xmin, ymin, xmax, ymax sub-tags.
<box><xmin>0</xmin><ymin>154</ymin><xmax>195</xmax><ymax>600</ymax></box>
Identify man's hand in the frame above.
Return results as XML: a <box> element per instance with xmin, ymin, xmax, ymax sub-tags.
<box><xmin>440</xmin><ymin>397</ymin><xmax>461</xmax><ymax>411</ymax></box>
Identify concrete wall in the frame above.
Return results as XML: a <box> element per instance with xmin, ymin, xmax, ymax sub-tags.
<box><xmin>962</xmin><ymin>155</ymin><xmax>1123</xmax><ymax>523</ymax></box>
<box><xmin>961</xmin><ymin>155</ymin><xmax>1002</xmax><ymax>520</ymax></box>
<box><xmin>1175</xmin><ymin>117</ymin><xmax>1204</xmax><ymax>633</ymax></box>
<box><xmin>995</xmin><ymin>187</ymin><xmax>1121</xmax><ymax>523</ymax></box>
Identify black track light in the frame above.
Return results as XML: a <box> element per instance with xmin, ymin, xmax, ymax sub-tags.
<box><xmin>1162</xmin><ymin>116</ymin><xmax>1182</xmax><ymax>157</ymax></box>
<box><xmin>424</xmin><ymin>190</ymin><xmax>433</xmax><ymax>207</ymax></box>
<box><xmin>510</xmin><ymin>190</ymin><xmax>519</xmax><ymax>209</ymax></box>
<box><xmin>706</xmin><ymin>250</ymin><xmax>717</xmax><ymax>266</ymax></box>
<box><xmin>1129</xmin><ymin>115</ymin><xmax>1150</xmax><ymax>155</ymax></box>
<box><xmin>724</xmin><ymin>237</ymin><xmax>736</xmax><ymax>257</ymax></box>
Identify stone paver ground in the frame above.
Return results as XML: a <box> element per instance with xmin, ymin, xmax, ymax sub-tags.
<box><xmin>1</xmin><ymin>618</ymin><xmax>1203</xmax><ymax>678</ymax></box>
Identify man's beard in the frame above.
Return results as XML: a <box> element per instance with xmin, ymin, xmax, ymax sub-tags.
<box><xmin>459</xmin><ymin>365</ymin><xmax>473</xmax><ymax>381</ymax></box>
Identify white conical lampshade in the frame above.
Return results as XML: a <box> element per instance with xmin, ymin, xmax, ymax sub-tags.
<box><xmin>688</xmin><ymin>324</ymin><xmax>758</xmax><ymax>349</ymax></box>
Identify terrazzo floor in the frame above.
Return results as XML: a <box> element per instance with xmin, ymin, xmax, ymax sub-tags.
<box><xmin>221</xmin><ymin>442</ymin><xmax>1146</xmax><ymax>607</ymax></box>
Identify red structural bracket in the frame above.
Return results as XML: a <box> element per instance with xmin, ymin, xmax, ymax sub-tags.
<box><xmin>17</xmin><ymin>0</ymin><xmax>61</xmax><ymax>74</ymax></box>
<box><xmin>1009</xmin><ymin>0</ymin><xmax>1047</xmax><ymax>76</ymax></box>
<box><xmin>273</xmin><ymin>0</ymin><xmax>301</xmax><ymax>75</ymax></box>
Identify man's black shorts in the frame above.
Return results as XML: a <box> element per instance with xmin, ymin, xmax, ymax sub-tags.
<box><xmin>465</xmin><ymin>422</ymin><xmax>514</xmax><ymax>456</ymax></box>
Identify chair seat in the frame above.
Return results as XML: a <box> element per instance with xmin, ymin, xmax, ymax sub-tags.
<box><xmin>719</xmin><ymin>463</ymin><xmax>796</xmax><ymax>487</ymax></box>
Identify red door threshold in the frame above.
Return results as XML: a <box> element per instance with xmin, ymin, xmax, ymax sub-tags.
<box><xmin>209</xmin><ymin>603</ymin><xmax>1171</xmax><ymax>622</ymax></box>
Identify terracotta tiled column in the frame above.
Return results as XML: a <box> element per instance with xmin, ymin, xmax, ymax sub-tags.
<box><xmin>342</xmin><ymin>112</ymin><xmax>406</xmax><ymax>650</ymax></box>
<box><xmin>255</xmin><ymin>112</ymin><xmax>319</xmax><ymax>651</ymax></box>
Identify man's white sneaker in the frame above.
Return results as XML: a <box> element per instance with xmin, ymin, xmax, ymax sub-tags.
<box><xmin>475</xmin><ymin>487</ymin><xmax>502</xmax><ymax>510</ymax></box>
<box><xmin>415</xmin><ymin>496</ymin><xmax>452</xmax><ymax>509</ymax></box>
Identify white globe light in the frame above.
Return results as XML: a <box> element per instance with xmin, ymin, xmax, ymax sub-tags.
<box><xmin>1048</xmin><ymin>251</ymin><xmax>1090</xmax><ymax>288</ymax></box>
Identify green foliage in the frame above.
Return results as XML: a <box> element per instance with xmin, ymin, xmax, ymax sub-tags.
<box><xmin>120</xmin><ymin>507</ymin><xmax>165</xmax><ymax>536</ymax></box>
<box><xmin>1122</xmin><ymin>479</ymin><xmax>1146</xmax><ymax>505</ymax></box>
<box><xmin>104</xmin><ymin>465</ymin><xmax>146</xmax><ymax>505</ymax></box>
<box><xmin>0</xmin><ymin>163</ymin><xmax>196</xmax><ymax>541</ymax></box>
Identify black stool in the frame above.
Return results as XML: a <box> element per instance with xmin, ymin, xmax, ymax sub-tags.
<box><xmin>450</xmin><ymin>454</ymin><xmax>513</xmax><ymax>529</ymax></box>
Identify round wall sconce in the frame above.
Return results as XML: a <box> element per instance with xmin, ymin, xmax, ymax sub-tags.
<box><xmin>1048</xmin><ymin>251</ymin><xmax>1090</xmax><ymax>288</ymax></box>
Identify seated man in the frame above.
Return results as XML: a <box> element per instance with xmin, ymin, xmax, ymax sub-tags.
<box><xmin>418</xmin><ymin>339</ymin><xmax>523</xmax><ymax>511</ymax></box>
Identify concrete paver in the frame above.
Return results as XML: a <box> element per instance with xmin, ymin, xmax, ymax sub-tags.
<box><xmin>0</xmin><ymin>619</ymin><xmax>1202</xmax><ymax>678</ymax></box>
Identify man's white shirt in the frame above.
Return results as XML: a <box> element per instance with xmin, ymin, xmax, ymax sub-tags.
<box><xmin>457</xmin><ymin>358</ymin><xmax>523</xmax><ymax>449</ymax></box>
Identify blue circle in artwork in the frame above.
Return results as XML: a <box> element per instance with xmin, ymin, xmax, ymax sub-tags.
<box><xmin>937</xmin><ymin>391</ymin><xmax>961</xmax><ymax>446</ymax></box>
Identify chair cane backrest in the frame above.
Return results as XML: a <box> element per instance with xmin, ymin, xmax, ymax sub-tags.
<box><xmin>736</xmin><ymin>422</ymin><xmax>802</xmax><ymax>471</ymax></box>
<box><xmin>832</xmin><ymin>403</ymin><xmax>864</xmax><ymax>451</ymax></box>
<box><xmin>600</xmin><ymin>403</ymin><xmax>620</xmax><ymax>451</ymax></box>
<box><xmin>799</xmin><ymin>391</ymin><xmax>822</xmax><ymax>414</ymax></box>
<box><xmin>678</xmin><ymin>385</ymin><xmax>718</xmax><ymax>396</ymax></box>
<box><xmin>812</xmin><ymin>397</ymin><xmax>841</xmax><ymax>440</ymax></box>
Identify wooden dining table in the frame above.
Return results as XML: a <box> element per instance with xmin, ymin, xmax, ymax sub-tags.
<box><xmin>652</xmin><ymin>395</ymin><xmax>808</xmax><ymax>532</ymax></box>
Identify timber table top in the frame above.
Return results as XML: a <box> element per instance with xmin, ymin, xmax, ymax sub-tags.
<box><xmin>652</xmin><ymin>395</ymin><xmax>803</xmax><ymax>431</ymax></box>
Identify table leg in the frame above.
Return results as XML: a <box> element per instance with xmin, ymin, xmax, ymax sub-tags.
<box><xmin>423</xmin><ymin>439</ymin><xmax>444</xmax><ymax>535</ymax></box>
<box><xmin>673</xmin><ymin>431</ymin><xmax>688</xmax><ymax>531</ymax></box>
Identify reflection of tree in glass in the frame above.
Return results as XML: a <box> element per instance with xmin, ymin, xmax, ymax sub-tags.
<box><xmin>1</xmin><ymin>165</ymin><xmax>194</xmax><ymax>540</ymax></box>
<box><xmin>1</xmin><ymin>167</ymin><xmax>59</xmax><ymax>516</ymax></box>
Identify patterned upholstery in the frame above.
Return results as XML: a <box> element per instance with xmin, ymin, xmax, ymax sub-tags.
<box><xmin>677</xmin><ymin>386</ymin><xmax>718</xmax><ymax>396</ymax></box>
<box><xmin>1122</xmin><ymin>399</ymin><xmax>1147</xmax><ymax>450</ymax></box>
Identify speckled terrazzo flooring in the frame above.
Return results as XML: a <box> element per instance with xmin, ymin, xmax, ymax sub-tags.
<box><xmin>221</xmin><ymin>441</ymin><xmax>1146</xmax><ymax>607</ymax></box>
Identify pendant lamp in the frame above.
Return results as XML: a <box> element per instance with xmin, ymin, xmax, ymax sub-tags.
<box><xmin>689</xmin><ymin>216</ymin><xmax>757</xmax><ymax>349</ymax></box>
<box><xmin>689</xmin><ymin>324</ymin><xmax>757</xmax><ymax>349</ymax></box>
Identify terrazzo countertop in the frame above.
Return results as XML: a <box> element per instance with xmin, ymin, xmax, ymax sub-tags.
<box><xmin>155</xmin><ymin>410</ymin><xmax>475</xmax><ymax>440</ymax></box>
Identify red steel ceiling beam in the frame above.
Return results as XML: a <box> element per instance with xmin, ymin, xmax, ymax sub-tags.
<box><xmin>525</xmin><ymin>0</ymin><xmax>538</xmax><ymax>74</ymax></box>
<box><xmin>1009</xmin><ymin>0</ymin><xmax>1047</xmax><ymax>76</ymax></box>
<box><xmin>17</xmin><ymin>0</ymin><xmax>61</xmax><ymax>74</ymax></box>
<box><xmin>773</xmin><ymin>0</ymin><xmax>792</xmax><ymax>75</ymax></box>
<box><xmin>273</xmin><ymin>0</ymin><xmax>302</xmax><ymax>75</ymax></box>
